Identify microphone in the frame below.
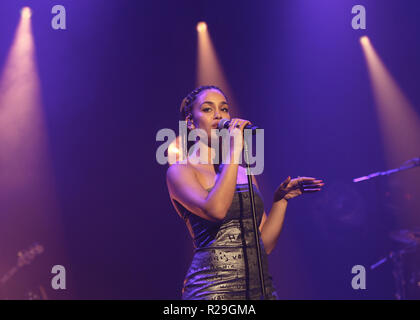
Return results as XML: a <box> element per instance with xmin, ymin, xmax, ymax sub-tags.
<box><xmin>217</xmin><ymin>119</ymin><xmax>261</xmax><ymax>134</ymax></box>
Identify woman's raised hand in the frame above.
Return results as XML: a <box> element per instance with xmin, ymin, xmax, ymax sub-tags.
<box><xmin>273</xmin><ymin>176</ymin><xmax>324</xmax><ymax>202</ymax></box>
<box><xmin>226</xmin><ymin>118</ymin><xmax>250</xmax><ymax>163</ymax></box>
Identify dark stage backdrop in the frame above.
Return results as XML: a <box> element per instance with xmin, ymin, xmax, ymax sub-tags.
<box><xmin>0</xmin><ymin>0</ymin><xmax>419</xmax><ymax>299</ymax></box>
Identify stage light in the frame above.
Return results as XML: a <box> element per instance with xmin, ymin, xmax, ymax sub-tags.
<box><xmin>21</xmin><ymin>6</ymin><xmax>32</xmax><ymax>19</ymax></box>
<box><xmin>0</xmin><ymin>4</ymin><xmax>68</xmax><ymax>278</ymax></box>
<box><xmin>360</xmin><ymin>36</ymin><xmax>420</xmax><ymax>226</ymax></box>
<box><xmin>196</xmin><ymin>22</ymin><xmax>207</xmax><ymax>33</ymax></box>
<box><xmin>196</xmin><ymin>20</ymin><xmax>238</xmax><ymax>115</ymax></box>
<box><xmin>360</xmin><ymin>36</ymin><xmax>369</xmax><ymax>46</ymax></box>
<box><xmin>360</xmin><ymin>36</ymin><xmax>420</xmax><ymax>167</ymax></box>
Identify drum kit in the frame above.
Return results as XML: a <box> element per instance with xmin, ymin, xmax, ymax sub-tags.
<box><xmin>355</xmin><ymin>157</ymin><xmax>420</xmax><ymax>300</ymax></box>
<box><xmin>370</xmin><ymin>228</ymin><xmax>420</xmax><ymax>300</ymax></box>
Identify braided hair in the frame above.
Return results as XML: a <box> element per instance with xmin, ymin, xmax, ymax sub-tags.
<box><xmin>180</xmin><ymin>85</ymin><xmax>228</xmax><ymax>121</ymax></box>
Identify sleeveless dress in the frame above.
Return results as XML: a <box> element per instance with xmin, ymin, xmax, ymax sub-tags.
<box><xmin>175</xmin><ymin>183</ymin><xmax>278</xmax><ymax>300</ymax></box>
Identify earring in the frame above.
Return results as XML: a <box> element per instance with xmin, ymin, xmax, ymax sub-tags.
<box><xmin>188</xmin><ymin>121</ymin><xmax>195</xmax><ymax>130</ymax></box>
<box><xmin>186</xmin><ymin>114</ymin><xmax>195</xmax><ymax>130</ymax></box>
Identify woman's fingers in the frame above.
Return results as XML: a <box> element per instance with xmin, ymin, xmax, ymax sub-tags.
<box><xmin>286</xmin><ymin>176</ymin><xmax>325</xmax><ymax>191</ymax></box>
<box><xmin>311</xmin><ymin>179</ymin><xmax>323</xmax><ymax>184</ymax></box>
<box><xmin>282</xmin><ymin>176</ymin><xmax>291</xmax><ymax>186</ymax></box>
<box><xmin>301</xmin><ymin>184</ymin><xmax>324</xmax><ymax>189</ymax></box>
<box><xmin>228</xmin><ymin>119</ymin><xmax>243</xmax><ymax>133</ymax></box>
<box><xmin>299</xmin><ymin>177</ymin><xmax>316</xmax><ymax>182</ymax></box>
<box><xmin>296</xmin><ymin>176</ymin><xmax>324</xmax><ymax>192</ymax></box>
<box><xmin>296</xmin><ymin>177</ymin><xmax>324</xmax><ymax>186</ymax></box>
<box><xmin>301</xmin><ymin>179</ymin><xmax>324</xmax><ymax>192</ymax></box>
<box><xmin>302</xmin><ymin>188</ymin><xmax>322</xmax><ymax>193</ymax></box>
<box><xmin>239</xmin><ymin>120</ymin><xmax>250</xmax><ymax>131</ymax></box>
<box><xmin>237</xmin><ymin>119</ymin><xmax>251</xmax><ymax>133</ymax></box>
<box><xmin>228</xmin><ymin>119</ymin><xmax>239</xmax><ymax>131</ymax></box>
<box><xmin>301</xmin><ymin>180</ymin><xmax>324</xmax><ymax>185</ymax></box>
<box><xmin>229</xmin><ymin>118</ymin><xmax>250</xmax><ymax>129</ymax></box>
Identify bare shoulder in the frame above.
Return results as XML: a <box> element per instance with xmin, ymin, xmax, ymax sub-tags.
<box><xmin>166</xmin><ymin>162</ymin><xmax>195</xmax><ymax>184</ymax></box>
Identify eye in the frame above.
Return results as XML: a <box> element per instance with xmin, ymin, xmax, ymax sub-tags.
<box><xmin>202</xmin><ymin>107</ymin><xmax>212</xmax><ymax>112</ymax></box>
<box><xmin>221</xmin><ymin>107</ymin><xmax>229</xmax><ymax>113</ymax></box>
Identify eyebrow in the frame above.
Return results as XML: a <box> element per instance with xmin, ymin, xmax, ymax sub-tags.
<box><xmin>200</xmin><ymin>101</ymin><xmax>228</xmax><ymax>107</ymax></box>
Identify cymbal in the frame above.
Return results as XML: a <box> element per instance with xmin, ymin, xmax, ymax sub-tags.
<box><xmin>389</xmin><ymin>228</ymin><xmax>420</xmax><ymax>245</ymax></box>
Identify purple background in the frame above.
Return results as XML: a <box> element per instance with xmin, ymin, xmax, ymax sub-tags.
<box><xmin>0</xmin><ymin>0</ymin><xmax>419</xmax><ymax>299</ymax></box>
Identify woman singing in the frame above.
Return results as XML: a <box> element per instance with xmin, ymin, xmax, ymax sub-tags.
<box><xmin>166</xmin><ymin>85</ymin><xmax>324</xmax><ymax>300</ymax></box>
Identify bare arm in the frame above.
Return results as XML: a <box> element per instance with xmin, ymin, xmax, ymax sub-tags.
<box><xmin>166</xmin><ymin>162</ymin><xmax>239</xmax><ymax>221</ymax></box>
<box><xmin>260</xmin><ymin>200</ymin><xmax>288</xmax><ymax>255</ymax></box>
<box><xmin>257</xmin><ymin>176</ymin><xmax>324</xmax><ymax>254</ymax></box>
<box><xmin>167</xmin><ymin>118</ymin><xmax>250</xmax><ymax>221</ymax></box>
<box><xmin>251</xmin><ymin>176</ymin><xmax>287</xmax><ymax>255</ymax></box>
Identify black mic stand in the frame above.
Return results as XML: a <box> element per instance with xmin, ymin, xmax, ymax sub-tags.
<box><xmin>243</xmin><ymin>138</ymin><xmax>266</xmax><ymax>300</ymax></box>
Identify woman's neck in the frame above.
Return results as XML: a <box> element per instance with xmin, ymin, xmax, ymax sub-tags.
<box><xmin>188</xmin><ymin>140</ymin><xmax>217</xmax><ymax>165</ymax></box>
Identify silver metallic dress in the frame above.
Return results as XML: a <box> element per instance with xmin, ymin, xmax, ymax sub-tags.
<box><xmin>176</xmin><ymin>183</ymin><xmax>278</xmax><ymax>300</ymax></box>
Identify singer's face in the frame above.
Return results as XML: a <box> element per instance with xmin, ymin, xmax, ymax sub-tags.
<box><xmin>191</xmin><ymin>89</ymin><xmax>230</xmax><ymax>143</ymax></box>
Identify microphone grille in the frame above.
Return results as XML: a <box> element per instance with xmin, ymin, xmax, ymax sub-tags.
<box><xmin>218</xmin><ymin>119</ymin><xmax>229</xmax><ymax>130</ymax></box>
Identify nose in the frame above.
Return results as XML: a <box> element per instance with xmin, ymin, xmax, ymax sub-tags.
<box><xmin>214</xmin><ymin>110</ymin><xmax>222</xmax><ymax>119</ymax></box>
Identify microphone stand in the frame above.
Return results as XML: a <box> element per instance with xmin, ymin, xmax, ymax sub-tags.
<box><xmin>243</xmin><ymin>138</ymin><xmax>266</xmax><ymax>300</ymax></box>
